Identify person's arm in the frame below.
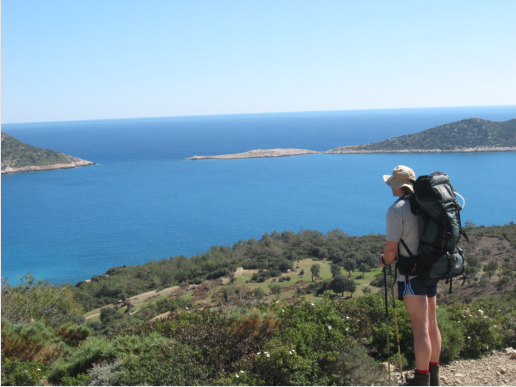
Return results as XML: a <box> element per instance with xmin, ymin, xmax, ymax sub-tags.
<box><xmin>378</xmin><ymin>240</ymin><xmax>398</xmax><ymax>266</ymax></box>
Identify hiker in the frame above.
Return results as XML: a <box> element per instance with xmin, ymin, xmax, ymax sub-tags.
<box><xmin>378</xmin><ymin>165</ymin><xmax>441</xmax><ymax>386</ymax></box>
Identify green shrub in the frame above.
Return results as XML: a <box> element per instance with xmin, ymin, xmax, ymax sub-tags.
<box><xmin>1</xmin><ymin>358</ymin><xmax>49</xmax><ymax>386</ymax></box>
<box><xmin>118</xmin><ymin>343</ymin><xmax>209</xmax><ymax>386</ymax></box>
<box><xmin>323</xmin><ymin>346</ymin><xmax>382</xmax><ymax>386</ymax></box>
<box><xmin>254</xmin><ymin>288</ymin><xmax>266</xmax><ymax>299</ymax></box>
<box><xmin>83</xmin><ymin>361</ymin><xmax>125</xmax><ymax>386</ymax></box>
<box><xmin>55</xmin><ymin>324</ymin><xmax>91</xmax><ymax>347</ymax></box>
<box><xmin>1</xmin><ymin>320</ymin><xmax>66</xmax><ymax>365</ymax></box>
<box><xmin>269</xmin><ymin>283</ymin><xmax>282</xmax><ymax>295</ymax></box>
<box><xmin>47</xmin><ymin>333</ymin><xmax>168</xmax><ymax>384</ymax></box>
<box><xmin>1</xmin><ymin>275</ymin><xmax>83</xmax><ymax>327</ymax></box>
<box><xmin>447</xmin><ymin>303</ymin><xmax>503</xmax><ymax>357</ymax></box>
<box><xmin>436</xmin><ymin>308</ymin><xmax>464</xmax><ymax>363</ymax></box>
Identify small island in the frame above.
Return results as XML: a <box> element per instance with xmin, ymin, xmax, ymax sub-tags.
<box><xmin>1</xmin><ymin>132</ymin><xmax>95</xmax><ymax>174</ymax></box>
<box><xmin>185</xmin><ymin>118</ymin><xmax>516</xmax><ymax>160</ymax></box>
<box><xmin>185</xmin><ymin>148</ymin><xmax>320</xmax><ymax>160</ymax></box>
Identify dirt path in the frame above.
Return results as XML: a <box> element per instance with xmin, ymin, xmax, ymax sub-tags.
<box><xmin>384</xmin><ymin>349</ymin><xmax>516</xmax><ymax>386</ymax></box>
<box><xmin>234</xmin><ymin>267</ymin><xmax>261</xmax><ymax>277</ymax></box>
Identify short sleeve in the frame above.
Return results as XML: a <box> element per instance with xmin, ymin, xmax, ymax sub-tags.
<box><xmin>386</xmin><ymin>204</ymin><xmax>402</xmax><ymax>242</ymax></box>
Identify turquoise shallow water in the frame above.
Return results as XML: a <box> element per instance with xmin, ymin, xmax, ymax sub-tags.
<box><xmin>2</xmin><ymin>106</ymin><xmax>516</xmax><ymax>284</ymax></box>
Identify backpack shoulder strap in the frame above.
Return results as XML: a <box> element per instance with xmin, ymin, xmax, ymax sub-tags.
<box><xmin>396</xmin><ymin>193</ymin><xmax>418</xmax><ymax>216</ymax></box>
<box><xmin>399</xmin><ymin>238</ymin><xmax>414</xmax><ymax>258</ymax></box>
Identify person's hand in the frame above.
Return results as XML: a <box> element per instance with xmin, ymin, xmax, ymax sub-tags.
<box><xmin>378</xmin><ymin>254</ymin><xmax>386</xmax><ymax>267</ymax></box>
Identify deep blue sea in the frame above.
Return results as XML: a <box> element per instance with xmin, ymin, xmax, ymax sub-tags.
<box><xmin>2</xmin><ymin>106</ymin><xmax>516</xmax><ymax>285</ymax></box>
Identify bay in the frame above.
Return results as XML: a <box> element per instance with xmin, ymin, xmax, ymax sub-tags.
<box><xmin>2</xmin><ymin>106</ymin><xmax>516</xmax><ymax>285</ymax></box>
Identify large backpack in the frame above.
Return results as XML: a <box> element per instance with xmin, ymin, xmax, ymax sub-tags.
<box><xmin>396</xmin><ymin>172</ymin><xmax>468</xmax><ymax>293</ymax></box>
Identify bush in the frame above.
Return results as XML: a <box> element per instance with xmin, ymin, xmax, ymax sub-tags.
<box><xmin>447</xmin><ymin>303</ymin><xmax>503</xmax><ymax>358</ymax></box>
<box><xmin>117</xmin><ymin>343</ymin><xmax>209</xmax><ymax>386</ymax></box>
<box><xmin>1</xmin><ymin>275</ymin><xmax>83</xmax><ymax>327</ymax></box>
<box><xmin>1</xmin><ymin>320</ymin><xmax>66</xmax><ymax>365</ymax></box>
<box><xmin>254</xmin><ymin>288</ymin><xmax>266</xmax><ymax>300</ymax></box>
<box><xmin>47</xmin><ymin>333</ymin><xmax>169</xmax><ymax>384</ymax></box>
<box><xmin>99</xmin><ymin>307</ymin><xmax>118</xmax><ymax>324</ymax></box>
<box><xmin>324</xmin><ymin>346</ymin><xmax>382</xmax><ymax>386</ymax></box>
<box><xmin>269</xmin><ymin>283</ymin><xmax>282</xmax><ymax>295</ymax></box>
<box><xmin>83</xmin><ymin>361</ymin><xmax>124</xmax><ymax>386</ymax></box>
<box><xmin>55</xmin><ymin>324</ymin><xmax>91</xmax><ymax>347</ymax></box>
<box><xmin>436</xmin><ymin>308</ymin><xmax>465</xmax><ymax>363</ymax></box>
<box><xmin>1</xmin><ymin>358</ymin><xmax>49</xmax><ymax>386</ymax></box>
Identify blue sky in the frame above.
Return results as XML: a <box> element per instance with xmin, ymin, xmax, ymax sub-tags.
<box><xmin>2</xmin><ymin>0</ymin><xmax>516</xmax><ymax>123</ymax></box>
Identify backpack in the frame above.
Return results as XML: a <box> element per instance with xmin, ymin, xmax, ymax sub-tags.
<box><xmin>396</xmin><ymin>172</ymin><xmax>468</xmax><ymax>294</ymax></box>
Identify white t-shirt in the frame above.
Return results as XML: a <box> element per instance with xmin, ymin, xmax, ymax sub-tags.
<box><xmin>386</xmin><ymin>198</ymin><xmax>419</xmax><ymax>282</ymax></box>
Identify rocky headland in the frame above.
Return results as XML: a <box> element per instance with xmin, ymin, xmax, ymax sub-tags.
<box><xmin>1</xmin><ymin>132</ymin><xmax>95</xmax><ymax>174</ymax></box>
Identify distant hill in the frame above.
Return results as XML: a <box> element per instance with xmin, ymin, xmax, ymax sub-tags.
<box><xmin>328</xmin><ymin>118</ymin><xmax>516</xmax><ymax>153</ymax></box>
<box><xmin>1</xmin><ymin>132</ymin><xmax>94</xmax><ymax>174</ymax></box>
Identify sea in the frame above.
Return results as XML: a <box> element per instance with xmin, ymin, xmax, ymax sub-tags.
<box><xmin>2</xmin><ymin>106</ymin><xmax>516</xmax><ymax>285</ymax></box>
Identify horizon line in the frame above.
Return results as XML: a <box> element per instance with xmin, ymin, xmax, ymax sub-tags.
<box><xmin>2</xmin><ymin>104</ymin><xmax>516</xmax><ymax>126</ymax></box>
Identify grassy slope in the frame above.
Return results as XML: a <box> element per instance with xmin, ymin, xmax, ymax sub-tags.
<box><xmin>83</xmin><ymin>234</ymin><xmax>516</xmax><ymax>323</ymax></box>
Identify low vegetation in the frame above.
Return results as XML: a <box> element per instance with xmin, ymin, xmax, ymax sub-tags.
<box><xmin>2</xmin><ymin>222</ymin><xmax>516</xmax><ymax>385</ymax></box>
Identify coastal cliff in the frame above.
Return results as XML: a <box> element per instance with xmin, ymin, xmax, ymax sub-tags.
<box><xmin>1</xmin><ymin>132</ymin><xmax>95</xmax><ymax>174</ymax></box>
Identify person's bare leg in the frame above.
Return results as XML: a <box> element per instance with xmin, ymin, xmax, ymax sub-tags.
<box><xmin>404</xmin><ymin>296</ymin><xmax>431</xmax><ymax>370</ymax></box>
<box><xmin>427</xmin><ymin>296</ymin><xmax>441</xmax><ymax>362</ymax></box>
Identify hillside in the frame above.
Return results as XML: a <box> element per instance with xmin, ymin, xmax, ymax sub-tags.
<box><xmin>1</xmin><ymin>132</ymin><xmax>94</xmax><ymax>174</ymax></box>
<box><xmin>327</xmin><ymin>118</ymin><xmax>516</xmax><ymax>153</ymax></box>
<box><xmin>2</xmin><ymin>223</ymin><xmax>516</xmax><ymax>386</ymax></box>
<box><xmin>73</xmin><ymin>223</ymin><xmax>516</xmax><ymax>324</ymax></box>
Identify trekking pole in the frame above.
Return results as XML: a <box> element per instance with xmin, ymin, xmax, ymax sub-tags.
<box><xmin>383</xmin><ymin>266</ymin><xmax>391</xmax><ymax>386</ymax></box>
<box><xmin>388</xmin><ymin>264</ymin><xmax>404</xmax><ymax>384</ymax></box>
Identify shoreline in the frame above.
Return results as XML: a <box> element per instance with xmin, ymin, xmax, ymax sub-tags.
<box><xmin>185</xmin><ymin>146</ymin><xmax>516</xmax><ymax>160</ymax></box>
<box><xmin>326</xmin><ymin>146</ymin><xmax>516</xmax><ymax>154</ymax></box>
<box><xmin>1</xmin><ymin>160</ymin><xmax>95</xmax><ymax>174</ymax></box>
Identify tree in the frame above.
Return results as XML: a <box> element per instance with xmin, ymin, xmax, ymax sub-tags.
<box><xmin>344</xmin><ymin>278</ymin><xmax>357</xmax><ymax>297</ymax></box>
<box><xmin>310</xmin><ymin>264</ymin><xmax>321</xmax><ymax>282</ymax></box>
<box><xmin>363</xmin><ymin>253</ymin><xmax>377</xmax><ymax>268</ymax></box>
<box><xmin>331</xmin><ymin>264</ymin><xmax>341</xmax><ymax>278</ymax></box>
<box><xmin>254</xmin><ymin>288</ymin><xmax>265</xmax><ymax>300</ymax></box>
<box><xmin>343</xmin><ymin>259</ymin><xmax>356</xmax><ymax>276</ymax></box>
<box><xmin>269</xmin><ymin>283</ymin><xmax>282</xmax><ymax>295</ymax></box>
<box><xmin>330</xmin><ymin>275</ymin><xmax>346</xmax><ymax>296</ymax></box>
<box><xmin>100</xmin><ymin>306</ymin><xmax>117</xmax><ymax>324</ymax></box>
<box><xmin>279</xmin><ymin>260</ymin><xmax>294</xmax><ymax>272</ymax></box>
<box><xmin>358</xmin><ymin>263</ymin><xmax>370</xmax><ymax>275</ymax></box>
<box><xmin>485</xmin><ymin>261</ymin><xmax>499</xmax><ymax>272</ymax></box>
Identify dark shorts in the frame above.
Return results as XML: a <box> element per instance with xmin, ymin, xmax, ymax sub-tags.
<box><xmin>398</xmin><ymin>277</ymin><xmax>438</xmax><ymax>301</ymax></box>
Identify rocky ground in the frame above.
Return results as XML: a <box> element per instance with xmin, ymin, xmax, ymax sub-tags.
<box><xmin>383</xmin><ymin>348</ymin><xmax>516</xmax><ymax>386</ymax></box>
